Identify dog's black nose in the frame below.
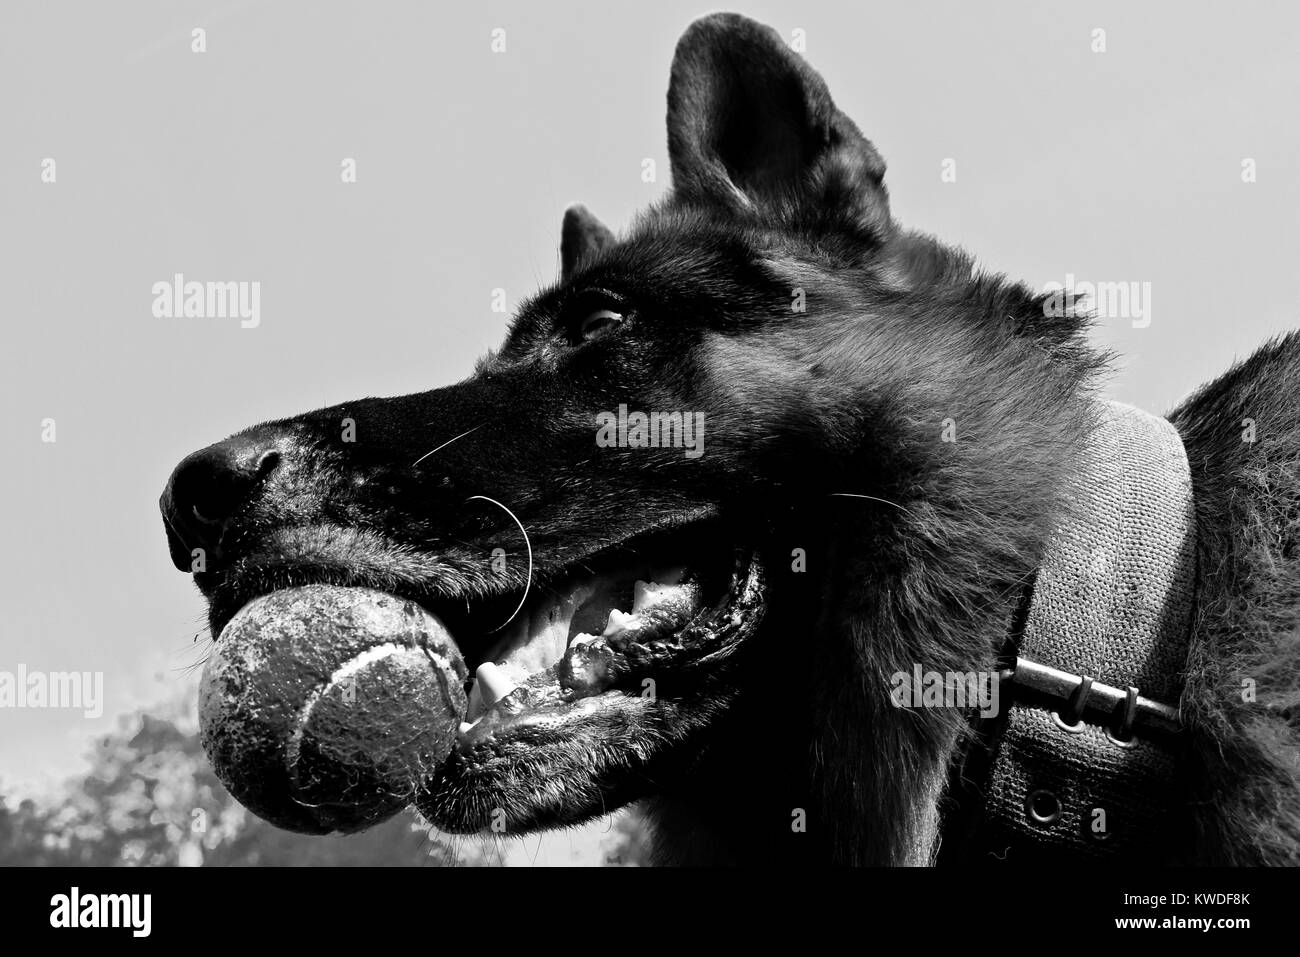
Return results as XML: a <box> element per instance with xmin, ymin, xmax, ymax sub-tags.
<box><xmin>161</xmin><ymin>436</ymin><xmax>281</xmax><ymax>571</ymax></box>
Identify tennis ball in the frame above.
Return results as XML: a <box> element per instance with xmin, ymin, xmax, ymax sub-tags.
<box><xmin>198</xmin><ymin>585</ymin><xmax>466</xmax><ymax>834</ymax></box>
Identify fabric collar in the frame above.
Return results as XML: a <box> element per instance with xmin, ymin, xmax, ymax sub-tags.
<box><xmin>941</xmin><ymin>400</ymin><xmax>1198</xmax><ymax>861</ymax></box>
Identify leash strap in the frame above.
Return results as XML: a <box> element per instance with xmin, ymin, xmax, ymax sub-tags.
<box><xmin>971</xmin><ymin>401</ymin><xmax>1198</xmax><ymax>858</ymax></box>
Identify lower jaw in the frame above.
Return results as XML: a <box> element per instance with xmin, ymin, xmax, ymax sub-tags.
<box><xmin>414</xmin><ymin>684</ymin><xmax>739</xmax><ymax>834</ymax></box>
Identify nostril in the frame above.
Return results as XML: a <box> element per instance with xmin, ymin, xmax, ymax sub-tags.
<box><xmin>191</xmin><ymin>503</ymin><xmax>221</xmax><ymax>525</ymax></box>
<box><xmin>190</xmin><ymin>450</ymin><xmax>278</xmax><ymax>525</ymax></box>
<box><xmin>161</xmin><ymin>436</ymin><xmax>284</xmax><ymax>568</ymax></box>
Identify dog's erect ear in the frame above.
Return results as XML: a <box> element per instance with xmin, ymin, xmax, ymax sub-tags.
<box><xmin>666</xmin><ymin>14</ymin><xmax>890</xmax><ymax>237</ymax></box>
<box><xmin>561</xmin><ymin>204</ymin><xmax>616</xmax><ymax>280</ymax></box>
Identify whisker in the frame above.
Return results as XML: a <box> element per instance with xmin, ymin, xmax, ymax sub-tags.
<box><xmin>828</xmin><ymin>492</ymin><xmax>926</xmax><ymax>526</ymax></box>
<box><xmin>412</xmin><ymin>424</ymin><xmax>484</xmax><ymax>469</ymax></box>
<box><xmin>467</xmin><ymin>495</ymin><xmax>534</xmax><ymax>633</ymax></box>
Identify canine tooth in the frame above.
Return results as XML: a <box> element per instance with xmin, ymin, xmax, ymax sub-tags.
<box><xmin>570</xmin><ymin>632</ymin><xmax>598</xmax><ymax>648</ymax></box>
<box><xmin>475</xmin><ymin>662</ymin><xmax>516</xmax><ymax>706</ymax></box>
<box><xmin>458</xmin><ymin>721</ymin><xmax>476</xmax><ymax>735</ymax></box>
<box><xmin>603</xmin><ymin>609</ymin><xmax>639</xmax><ymax>636</ymax></box>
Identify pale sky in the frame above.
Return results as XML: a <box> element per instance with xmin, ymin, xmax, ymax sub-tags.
<box><xmin>2</xmin><ymin>0</ymin><xmax>1298</xmax><ymax>865</ymax></box>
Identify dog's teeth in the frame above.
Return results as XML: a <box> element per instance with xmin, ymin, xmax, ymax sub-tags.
<box><xmin>634</xmin><ymin>579</ymin><xmax>682</xmax><ymax>612</ymax></box>
<box><xmin>458</xmin><ymin>721</ymin><xmax>476</xmax><ymax>735</ymax></box>
<box><xmin>475</xmin><ymin>662</ymin><xmax>516</xmax><ymax>706</ymax></box>
<box><xmin>464</xmin><ymin>681</ymin><xmax>484</xmax><ymax>722</ymax></box>
<box><xmin>603</xmin><ymin>609</ymin><xmax>639</xmax><ymax>636</ymax></box>
<box><xmin>570</xmin><ymin>632</ymin><xmax>598</xmax><ymax>649</ymax></box>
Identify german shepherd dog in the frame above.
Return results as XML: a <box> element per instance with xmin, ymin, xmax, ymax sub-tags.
<box><xmin>161</xmin><ymin>13</ymin><xmax>1300</xmax><ymax>865</ymax></box>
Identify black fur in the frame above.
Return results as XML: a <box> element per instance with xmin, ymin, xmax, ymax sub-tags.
<box><xmin>163</xmin><ymin>13</ymin><xmax>1300</xmax><ymax>864</ymax></box>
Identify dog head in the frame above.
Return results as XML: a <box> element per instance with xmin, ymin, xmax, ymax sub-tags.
<box><xmin>162</xmin><ymin>14</ymin><xmax>1098</xmax><ymax>857</ymax></box>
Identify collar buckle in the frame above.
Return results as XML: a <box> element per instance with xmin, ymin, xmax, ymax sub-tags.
<box><xmin>1005</xmin><ymin>656</ymin><xmax>1182</xmax><ymax>743</ymax></box>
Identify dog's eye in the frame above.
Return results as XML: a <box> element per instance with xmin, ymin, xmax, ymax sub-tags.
<box><xmin>577</xmin><ymin>308</ymin><xmax>625</xmax><ymax>342</ymax></box>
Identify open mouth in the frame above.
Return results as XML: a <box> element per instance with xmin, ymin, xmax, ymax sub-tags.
<box><xmin>418</xmin><ymin>526</ymin><xmax>766</xmax><ymax>834</ymax></box>
<box><xmin>199</xmin><ymin>519</ymin><xmax>767</xmax><ymax>828</ymax></box>
<box><xmin>450</xmin><ymin>534</ymin><xmax>764</xmax><ymax>749</ymax></box>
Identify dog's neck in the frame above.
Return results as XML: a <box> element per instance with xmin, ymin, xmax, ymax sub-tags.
<box><xmin>643</xmin><ymin>396</ymin><xmax>1197</xmax><ymax>866</ymax></box>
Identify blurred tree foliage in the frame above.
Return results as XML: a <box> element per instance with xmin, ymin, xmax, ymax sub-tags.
<box><xmin>0</xmin><ymin>701</ymin><xmax>650</xmax><ymax>866</ymax></box>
